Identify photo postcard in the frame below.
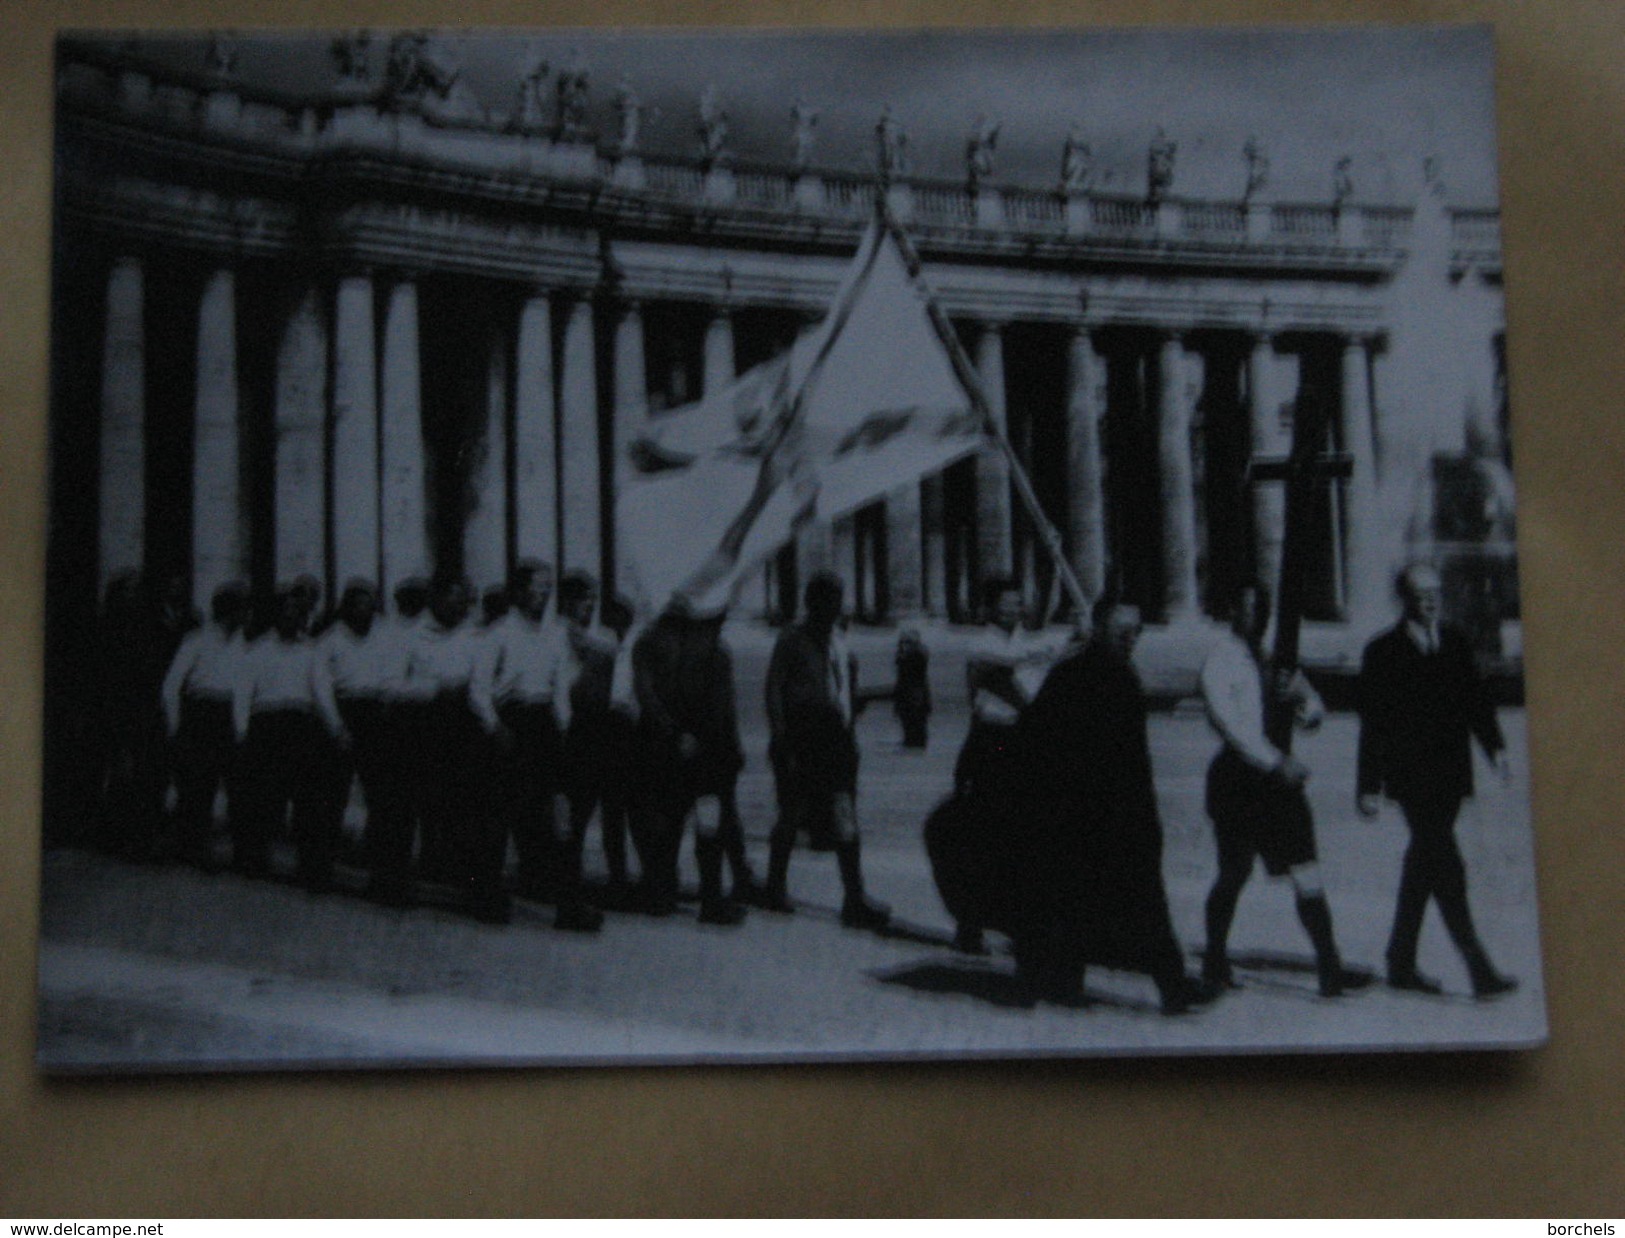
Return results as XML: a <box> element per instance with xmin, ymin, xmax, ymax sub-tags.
<box><xmin>37</xmin><ymin>24</ymin><xmax>1546</xmax><ymax>1071</ymax></box>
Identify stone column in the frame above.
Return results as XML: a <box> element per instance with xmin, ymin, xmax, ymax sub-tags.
<box><xmin>380</xmin><ymin>279</ymin><xmax>428</xmax><ymax>593</ymax></box>
<box><xmin>612</xmin><ymin>301</ymin><xmax>648</xmax><ymax>596</ymax></box>
<box><xmin>557</xmin><ymin>295</ymin><xmax>600</xmax><ymax>577</ymax></box>
<box><xmin>1158</xmin><ymin>332</ymin><xmax>1200</xmax><ymax>623</ymax></box>
<box><xmin>973</xmin><ymin>323</ymin><xmax>1013</xmax><ymax>580</ymax></box>
<box><xmin>99</xmin><ymin>256</ymin><xmax>145</xmax><ymax>594</ymax></box>
<box><xmin>192</xmin><ymin>267</ymin><xmax>244</xmax><ymax>607</ymax></box>
<box><xmin>885</xmin><ymin>481</ymin><xmax>924</xmax><ymax>616</ymax></box>
<box><xmin>464</xmin><ymin>328</ymin><xmax>509</xmax><ymax>591</ymax></box>
<box><xmin>1065</xmin><ymin>325</ymin><xmax>1107</xmax><ymax>604</ymax></box>
<box><xmin>1248</xmin><ymin>333</ymin><xmax>1286</xmax><ymax>598</ymax></box>
<box><xmin>796</xmin><ymin>520</ymin><xmax>833</xmax><ymax>607</ymax></box>
<box><xmin>513</xmin><ymin>292</ymin><xmax>557</xmax><ymax>569</ymax></box>
<box><xmin>331</xmin><ymin>274</ymin><xmax>379</xmax><ymax>590</ymax></box>
<box><xmin>1341</xmin><ymin>334</ymin><xmax>1382</xmax><ymax>626</ymax></box>
<box><xmin>831</xmin><ymin>515</ymin><xmax>857</xmax><ymax>607</ymax></box>
<box><xmin>920</xmin><ymin>474</ymin><xmax>946</xmax><ymax>616</ymax></box>
<box><xmin>703</xmin><ymin>309</ymin><xmax>735</xmax><ymax>400</ymax></box>
<box><xmin>273</xmin><ymin>285</ymin><xmax>327</xmax><ymax>585</ymax></box>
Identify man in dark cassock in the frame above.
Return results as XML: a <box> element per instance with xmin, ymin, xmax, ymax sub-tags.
<box><xmin>931</xmin><ymin>599</ymin><xmax>1210</xmax><ymax>1013</ymax></box>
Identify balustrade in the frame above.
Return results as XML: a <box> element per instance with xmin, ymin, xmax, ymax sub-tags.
<box><xmin>1180</xmin><ymin>201</ymin><xmax>1247</xmax><ymax>238</ymax></box>
<box><xmin>1091</xmin><ymin>196</ymin><xmax>1158</xmax><ymax>233</ymax></box>
<box><xmin>1271</xmin><ymin>203</ymin><xmax>1338</xmax><ymax>237</ymax></box>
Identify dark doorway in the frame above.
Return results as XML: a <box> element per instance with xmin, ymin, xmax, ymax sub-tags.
<box><xmin>1286</xmin><ymin>336</ymin><xmax>1346</xmax><ymax>622</ymax></box>
<box><xmin>1003</xmin><ymin>324</ymin><xmax>1073</xmax><ymax>621</ymax></box>
<box><xmin>420</xmin><ymin>278</ymin><xmax>507</xmax><ymax>585</ymax></box>
<box><xmin>1193</xmin><ymin>336</ymin><xmax>1253</xmax><ymax>620</ymax></box>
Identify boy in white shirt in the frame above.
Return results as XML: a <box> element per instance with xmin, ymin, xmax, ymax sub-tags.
<box><xmin>1199</xmin><ymin>581</ymin><xmax>1367</xmax><ymax>999</ymax></box>
<box><xmin>232</xmin><ymin>587</ymin><xmax>347</xmax><ymax>886</ymax></box>
<box><xmin>162</xmin><ymin>581</ymin><xmax>250</xmax><ymax>870</ymax></box>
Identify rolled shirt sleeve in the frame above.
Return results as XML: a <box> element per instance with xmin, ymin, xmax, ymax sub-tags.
<box><xmin>1200</xmin><ymin>634</ymin><xmax>1284</xmax><ymax>771</ymax></box>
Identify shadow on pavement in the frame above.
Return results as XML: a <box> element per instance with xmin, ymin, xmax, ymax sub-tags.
<box><xmin>870</xmin><ymin>959</ymin><xmax>1035</xmax><ymax>1008</ymax></box>
<box><xmin>869</xmin><ymin>958</ymin><xmax>1161</xmax><ymax>1016</ymax></box>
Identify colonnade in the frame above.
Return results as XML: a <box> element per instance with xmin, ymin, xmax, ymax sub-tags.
<box><xmin>94</xmin><ymin>250</ymin><xmax>1390</xmax><ymax>626</ymax></box>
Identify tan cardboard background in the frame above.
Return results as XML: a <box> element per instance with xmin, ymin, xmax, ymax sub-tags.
<box><xmin>2</xmin><ymin>0</ymin><xmax>1621</xmax><ymax>1216</ymax></box>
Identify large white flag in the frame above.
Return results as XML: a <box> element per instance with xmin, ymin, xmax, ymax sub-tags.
<box><xmin>617</xmin><ymin>218</ymin><xmax>987</xmax><ymax>614</ymax></box>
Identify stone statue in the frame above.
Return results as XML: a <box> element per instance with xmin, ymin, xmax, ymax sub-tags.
<box><xmin>614</xmin><ymin>77</ymin><xmax>644</xmax><ymax>154</ymax></box>
<box><xmin>966</xmin><ymin>115</ymin><xmax>1001</xmax><ymax>190</ymax></box>
<box><xmin>329</xmin><ymin>31</ymin><xmax>372</xmax><ymax>88</ymax></box>
<box><xmin>384</xmin><ymin>33</ymin><xmax>420</xmax><ymax>97</ymax></box>
<box><xmin>790</xmin><ymin>98</ymin><xmax>820</xmax><ymax>170</ymax></box>
<box><xmin>1147</xmin><ymin>127</ymin><xmax>1176</xmax><ymax>204</ymax></box>
<box><xmin>875</xmin><ymin>106</ymin><xmax>909</xmax><ymax>180</ymax></box>
<box><xmin>698</xmin><ymin>83</ymin><xmax>729</xmax><ymax>165</ymax></box>
<box><xmin>1333</xmin><ymin>155</ymin><xmax>1354</xmax><ymax>206</ymax></box>
<box><xmin>385</xmin><ymin>32</ymin><xmax>483</xmax><ymax>122</ymax></box>
<box><xmin>555</xmin><ymin>52</ymin><xmax>591</xmax><ymax>141</ymax></box>
<box><xmin>512</xmin><ymin>42</ymin><xmax>549</xmax><ymax>131</ymax></box>
<box><xmin>1061</xmin><ymin>125</ymin><xmax>1093</xmax><ymax>192</ymax></box>
<box><xmin>1243</xmin><ymin>136</ymin><xmax>1270</xmax><ymax>201</ymax></box>
<box><xmin>204</xmin><ymin>32</ymin><xmax>238</xmax><ymax>80</ymax></box>
<box><xmin>1423</xmin><ymin>155</ymin><xmax>1446</xmax><ymax>199</ymax></box>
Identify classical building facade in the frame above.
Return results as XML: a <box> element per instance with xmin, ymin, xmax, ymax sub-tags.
<box><xmin>50</xmin><ymin>40</ymin><xmax>1512</xmax><ymax>660</ymax></box>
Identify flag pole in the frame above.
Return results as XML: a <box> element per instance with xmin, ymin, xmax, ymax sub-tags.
<box><xmin>877</xmin><ymin>198</ymin><xmax>1093</xmax><ymax>620</ymax></box>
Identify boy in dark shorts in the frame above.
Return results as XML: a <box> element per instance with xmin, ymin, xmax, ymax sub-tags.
<box><xmin>1199</xmin><ymin>582</ymin><xmax>1369</xmax><ymax>999</ymax></box>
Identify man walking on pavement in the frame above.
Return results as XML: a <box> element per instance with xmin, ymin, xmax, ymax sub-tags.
<box><xmin>561</xmin><ymin>593</ymin><xmax>640</xmax><ymax>907</ymax></box>
<box><xmin>1357</xmin><ymin>562</ymin><xmax>1517</xmax><ymax>999</ymax></box>
<box><xmin>956</xmin><ymin>578</ymin><xmax>1065</xmax><ymax>796</ymax></box>
<box><xmin>232</xmin><ymin>585</ymin><xmax>348</xmax><ymax>888</ymax></box>
<box><xmin>1200</xmin><ymin>581</ymin><xmax>1370</xmax><ymax>999</ymax></box>
<box><xmin>950</xmin><ymin>577</ymin><xmax>1067</xmax><ymax>955</ymax></box>
<box><xmin>631</xmin><ymin>599</ymin><xmax>750</xmax><ymax>926</ymax></box>
<box><xmin>404</xmin><ymin>575</ymin><xmax>509</xmax><ymax>924</ymax></box>
<box><xmin>762</xmin><ymin>571</ymin><xmax>890</xmax><ymax>930</ymax></box>
<box><xmin>487</xmin><ymin>561</ymin><xmax>602</xmax><ymax>932</ymax></box>
<box><xmin>316</xmin><ymin>579</ymin><xmax>406</xmax><ymax>903</ymax></box>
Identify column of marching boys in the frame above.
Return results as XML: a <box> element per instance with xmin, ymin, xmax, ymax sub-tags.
<box><xmin>146</xmin><ymin>563</ymin><xmax>891</xmax><ymax>934</ymax></box>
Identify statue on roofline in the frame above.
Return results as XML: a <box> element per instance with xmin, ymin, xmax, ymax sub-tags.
<box><xmin>615</xmin><ymin>77</ymin><xmax>645</xmax><ymax>155</ymax></box>
<box><xmin>1061</xmin><ymin>125</ymin><xmax>1093</xmax><ymax>192</ymax></box>
<box><xmin>384</xmin><ymin>32</ymin><xmax>485</xmax><ymax>124</ymax></box>
<box><xmin>204</xmin><ymin>32</ymin><xmax>238</xmax><ymax>81</ymax></box>
<box><xmin>511</xmin><ymin>41</ymin><xmax>549</xmax><ymax>132</ymax></box>
<box><xmin>698</xmin><ymin>83</ymin><xmax>730</xmax><ymax>166</ymax></box>
<box><xmin>876</xmin><ymin>106</ymin><xmax>909</xmax><ymax>181</ymax></box>
<box><xmin>330</xmin><ymin>31</ymin><xmax>372</xmax><ymax>89</ymax></box>
<box><xmin>1147</xmin><ymin>127</ymin><xmax>1176</xmax><ymax>205</ymax></box>
<box><xmin>1244</xmin><ymin>136</ymin><xmax>1270</xmax><ymax>201</ymax></box>
<box><xmin>790</xmin><ymin>98</ymin><xmax>820</xmax><ymax>170</ymax></box>
<box><xmin>1333</xmin><ymin>155</ymin><xmax>1354</xmax><ymax>207</ymax></box>
<box><xmin>966</xmin><ymin>115</ymin><xmax>1001</xmax><ymax>190</ymax></box>
<box><xmin>555</xmin><ymin>51</ymin><xmax>591</xmax><ymax>141</ymax></box>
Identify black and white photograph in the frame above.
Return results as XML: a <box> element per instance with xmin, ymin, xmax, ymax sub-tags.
<box><xmin>38</xmin><ymin>23</ymin><xmax>1546</xmax><ymax>1072</ymax></box>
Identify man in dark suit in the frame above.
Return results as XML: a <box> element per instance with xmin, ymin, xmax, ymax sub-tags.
<box><xmin>1357</xmin><ymin>562</ymin><xmax>1517</xmax><ymax>999</ymax></box>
